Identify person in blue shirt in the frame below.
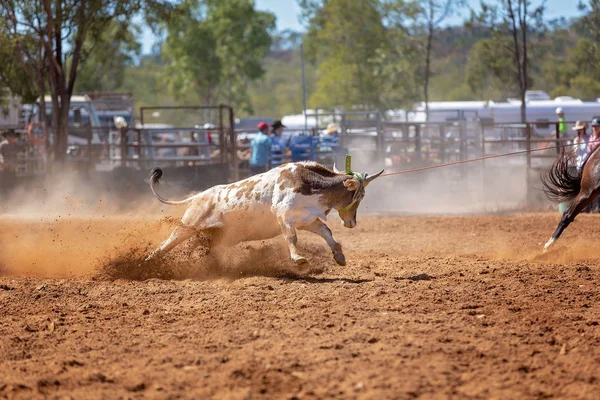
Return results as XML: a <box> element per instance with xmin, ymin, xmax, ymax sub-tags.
<box><xmin>270</xmin><ymin>120</ymin><xmax>290</xmax><ymax>161</ymax></box>
<box><xmin>270</xmin><ymin>120</ymin><xmax>288</xmax><ymax>145</ymax></box>
<box><xmin>249</xmin><ymin>121</ymin><xmax>272</xmax><ymax>175</ymax></box>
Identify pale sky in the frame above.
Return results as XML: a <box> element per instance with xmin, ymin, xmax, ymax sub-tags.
<box><xmin>141</xmin><ymin>0</ymin><xmax>583</xmax><ymax>54</ymax></box>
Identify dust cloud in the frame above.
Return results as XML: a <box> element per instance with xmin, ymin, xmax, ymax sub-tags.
<box><xmin>494</xmin><ymin>238</ymin><xmax>600</xmax><ymax>264</ymax></box>
<box><xmin>0</xmin><ymin>215</ymin><xmax>173</xmax><ymax>277</ymax></box>
<box><xmin>96</xmin><ymin>239</ymin><xmax>325</xmax><ymax>282</ymax></box>
<box><xmin>0</xmin><ymin>171</ymin><xmax>167</xmax><ymax>218</ymax></box>
<box><xmin>0</xmin><ymin>172</ymin><xmax>325</xmax><ymax>279</ymax></box>
<box><xmin>0</xmin><ymin>150</ymin><xmax>555</xmax><ymax>279</ymax></box>
<box><xmin>351</xmin><ymin>153</ymin><xmax>551</xmax><ymax>216</ymax></box>
<box><xmin>0</xmin><ymin>171</ymin><xmax>179</xmax><ymax>278</ymax></box>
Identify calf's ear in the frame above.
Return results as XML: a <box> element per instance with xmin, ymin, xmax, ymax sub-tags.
<box><xmin>343</xmin><ymin>178</ymin><xmax>359</xmax><ymax>191</ymax></box>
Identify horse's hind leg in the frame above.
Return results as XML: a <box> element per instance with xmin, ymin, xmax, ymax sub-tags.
<box><xmin>544</xmin><ymin>193</ymin><xmax>595</xmax><ymax>251</ymax></box>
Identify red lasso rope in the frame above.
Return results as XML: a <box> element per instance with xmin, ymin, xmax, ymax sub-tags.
<box><xmin>380</xmin><ymin>138</ymin><xmax>600</xmax><ymax>178</ymax></box>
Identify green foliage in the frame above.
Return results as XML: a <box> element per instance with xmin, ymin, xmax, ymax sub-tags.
<box><xmin>405</xmin><ymin>0</ymin><xmax>466</xmax><ymax>113</ymax></box>
<box><xmin>571</xmin><ymin>37</ymin><xmax>600</xmax><ymax>80</ymax></box>
<box><xmin>569</xmin><ymin>75</ymin><xmax>600</xmax><ymax>99</ymax></box>
<box><xmin>302</xmin><ymin>0</ymin><xmax>394</xmax><ymax>109</ymax></box>
<box><xmin>541</xmin><ymin>36</ymin><xmax>600</xmax><ymax>100</ymax></box>
<box><xmin>466</xmin><ymin>37</ymin><xmax>519</xmax><ymax>100</ymax></box>
<box><xmin>0</xmin><ymin>0</ymin><xmax>177</xmax><ymax>161</ymax></box>
<box><xmin>119</xmin><ymin>55</ymin><xmax>174</xmax><ymax>109</ymax></box>
<box><xmin>245</xmin><ymin>45</ymin><xmax>317</xmax><ymax>119</ymax></box>
<box><xmin>10</xmin><ymin>0</ymin><xmax>600</xmax><ymax>125</ymax></box>
<box><xmin>466</xmin><ymin>0</ymin><xmax>547</xmax><ymax>121</ymax></box>
<box><xmin>75</xmin><ymin>22</ymin><xmax>142</xmax><ymax>92</ymax></box>
<box><xmin>161</xmin><ymin>0</ymin><xmax>275</xmax><ymax>114</ymax></box>
<box><xmin>575</xmin><ymin>0</ymin><xmax>600</xmax><ymax>41</ymax></box>
<box><xmin>0</xmin><ymin>38</ymin><xmax>39</xmax><ymax>104</ymax></box>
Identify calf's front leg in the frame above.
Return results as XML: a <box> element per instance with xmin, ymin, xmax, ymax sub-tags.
<box><xmin>300</xmin><ymin>220</ymin><xmax>346</xmax><ymax>266</ymax></box>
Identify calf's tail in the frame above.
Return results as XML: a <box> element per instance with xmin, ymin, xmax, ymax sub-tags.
<box><xmin>149</xmin><ymin>168</ymin><xmax>195</xmax><ymax>206</ymax></box>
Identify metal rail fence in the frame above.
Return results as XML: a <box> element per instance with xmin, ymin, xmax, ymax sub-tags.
<box><xmin>4</xmin><ymin>103</ymin><xmax>581</xmax><ymax>207</ymax></box>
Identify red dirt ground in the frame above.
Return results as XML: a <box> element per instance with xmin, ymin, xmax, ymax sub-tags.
<box><xmin>1</xmin><ymin>213</ymin><xmax>600</xmax><ymax>399</ymax></box>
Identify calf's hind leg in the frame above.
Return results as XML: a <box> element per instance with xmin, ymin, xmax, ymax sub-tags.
<box><xmin>146</xmin><ymin>225</ymin><xmax>197</xmax><ymax>261</ymax></box>
<box><xmin>300</xmin><ymin>220</ymin><xmax>346</xmax><ymax>266</ymax></box>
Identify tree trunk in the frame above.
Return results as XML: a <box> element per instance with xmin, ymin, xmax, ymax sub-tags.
<box><xmin>50</xmin><ymin>94</ymin><xmax>60</xmax><ymax>160</ymax></box>
<box><xmin>424</xmin><ymin>24</ymin><xmax>434</xmax><ymax>122</ymax></box>
<box><xmin>36</xmin><ymin>85</ymin><xmax>47</xmax><ymax>152</ymax></box>
<box><xmin>520</xmin><ymin>91</ymin><xmax>526</xmax><ymax>124</ymax></box>
<box><xmin>48</xmin><ymin>72</ymin><xmax>70</xmax><ymax>164</ymax></box>
<box><xmin>521</xmin><ymin>0</ymin><xmax>528</xmax><ymax>124</ymax></box>
<box><xmin>47</xmin><ymin>56</ymin><xmax>61</xmax><ymax>162</ymax></box>
<box><xmin>37</xmin><ymin>52</ymin><xmax>48</xmax><ymax>152</ymax></box>
<box><xmin>507</xmin><ymin>0</ymin><xmax>526</xmax><ymax>123</ymax></box>
<box><xmin>55</xmin><ymin>98</ymin><xmax>70</xmax><ymax>163</ymax></box>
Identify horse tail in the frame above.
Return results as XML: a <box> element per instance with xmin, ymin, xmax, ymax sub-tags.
<box><xmin>541</xmin><ymin>149</ymin><xmax>582</xmax><ymax>203</ymax></box>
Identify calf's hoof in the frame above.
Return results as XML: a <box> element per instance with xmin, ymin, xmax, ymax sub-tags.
<box><xmin>294</xmin><ymin>257</ymin><xmax>308</xmax><ymax>265</ymax></box>
<box><xmin>333</xmin><ymin>252</ymin><xmax>346</xmax><ymax>266</ymax></box>
<box><xmin>144</xmin><ymin>251</ymin><xmax>160</xmax><ymax>262</ymax></box>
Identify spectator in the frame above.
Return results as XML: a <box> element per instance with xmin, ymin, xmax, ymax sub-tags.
<box><xmin>237</xmin><ymin>134</ymin><xmax>251</xmax><ymax>171</ymax></box>
<box><xmin>270</xmin><ymin>120</ymin><xmax>286</xmax><ymax>141</ymax></box>
<box><xmin>189</xmin><ymin>132</ymin><xmax>200</xmax><ymax>157</ymax></box>
<box><xmin>317</xmin><ymin>123</ymin><xmax>340</xmax><ymax>157</ymax></box>
<box><xmin>589</xmin><ymin>118</ymin><xmax>600</xmax><ymax>212</ymax></box>
<box><xmin>557</xmin><ymin>120</ymin><xmax>585</xmax><ymax>214</ymax></box>
<box><xmin>0</xmin><ymin>129</ymin><xmax>23</xmax><ymax>172</ymax></box>
<box><xmin>249</xmin><ymin>121</ymin><xmax>272</xmax><ymax>175</ymax></box>
<box><xmin>571</xmin><ymin>120</ymin><xmax>589</xmax><ymax>170</ymax></box>
<box><xmin>270</xmin><ymin>120</ymin><xmax>289</xmax><ymax>161</ymax></box>
<box><xmin>157</xmin><ymin>133</ymin><xmax>177</xmax><ymax>159</ymax></box>
<box><xmin>321</xmin><ymin>123</ymin><xmax>340</xmax><ymax>141</ymax></box>
<box><xmin>571</xmin><ymin>121</ymin><xmax>591</xmax><ymax>212</ymax></box>
<box><xmin>0</xmin><ymin>129</ymin><xmax>24</xmax><ymax>189</ymax></box>
<box><xmin>203</xmin><ymin>123</ymin><xmax>215</xmax><ymax>147</ymax></box>
<box><xmin>555</xmin><ymin>107</ymin><xmax>568</xmax><ymax>138</ymax></box>
<box><xmin>588</xmin><ymin>118</ymin><xmax>600</xmax><ymax>155</ymax></box>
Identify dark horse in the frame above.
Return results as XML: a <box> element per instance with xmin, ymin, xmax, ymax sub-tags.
<box><xmin>541</xmin><ymin>145</ymin><xmax>600</xmax><ymax>251</ymax></box>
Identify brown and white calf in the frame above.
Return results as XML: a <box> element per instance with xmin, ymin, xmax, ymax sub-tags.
<box><xmin>145</xmin><ymin>161</ymin><xmax>383</xmax><ymax>265</ymax></box>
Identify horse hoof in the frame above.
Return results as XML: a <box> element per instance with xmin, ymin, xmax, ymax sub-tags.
<box><xmin>334</xmin><ymin>252</ymin><xmax>346</xmax><ymax>266</ymax></box>
<box><xmin>543</xmin><ymin>238</ymin><xmax>555</xmax><ymax>252</ymax></box>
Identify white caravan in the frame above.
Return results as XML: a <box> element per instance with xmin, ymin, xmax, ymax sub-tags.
<box><xmin>409</xmin><ymin>91</ymin><xmax>600</xmax><ymax>136</ymax></box>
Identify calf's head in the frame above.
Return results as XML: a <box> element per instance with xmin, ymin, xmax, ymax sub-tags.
<box><xmin>336</xmin><ymin>170</ymin><xmax>384</xmax><ymax>228</ymax></box>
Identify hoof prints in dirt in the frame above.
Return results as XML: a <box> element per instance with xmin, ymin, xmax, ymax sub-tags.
<box><xmin>394</xmin><ymin>273</ymin><xmax>435</xmax><ymax>281</ymax></box>
<box><xmin>95</xmin><ymin>242</ymin><xmax>328</xmax><ymax>281</ymax></box>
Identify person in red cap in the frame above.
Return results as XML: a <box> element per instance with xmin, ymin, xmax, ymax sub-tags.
<box><xmin>249</xmin><ymin>121</ymin><xmax>272</xmax><ymax>175</ymax></box>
